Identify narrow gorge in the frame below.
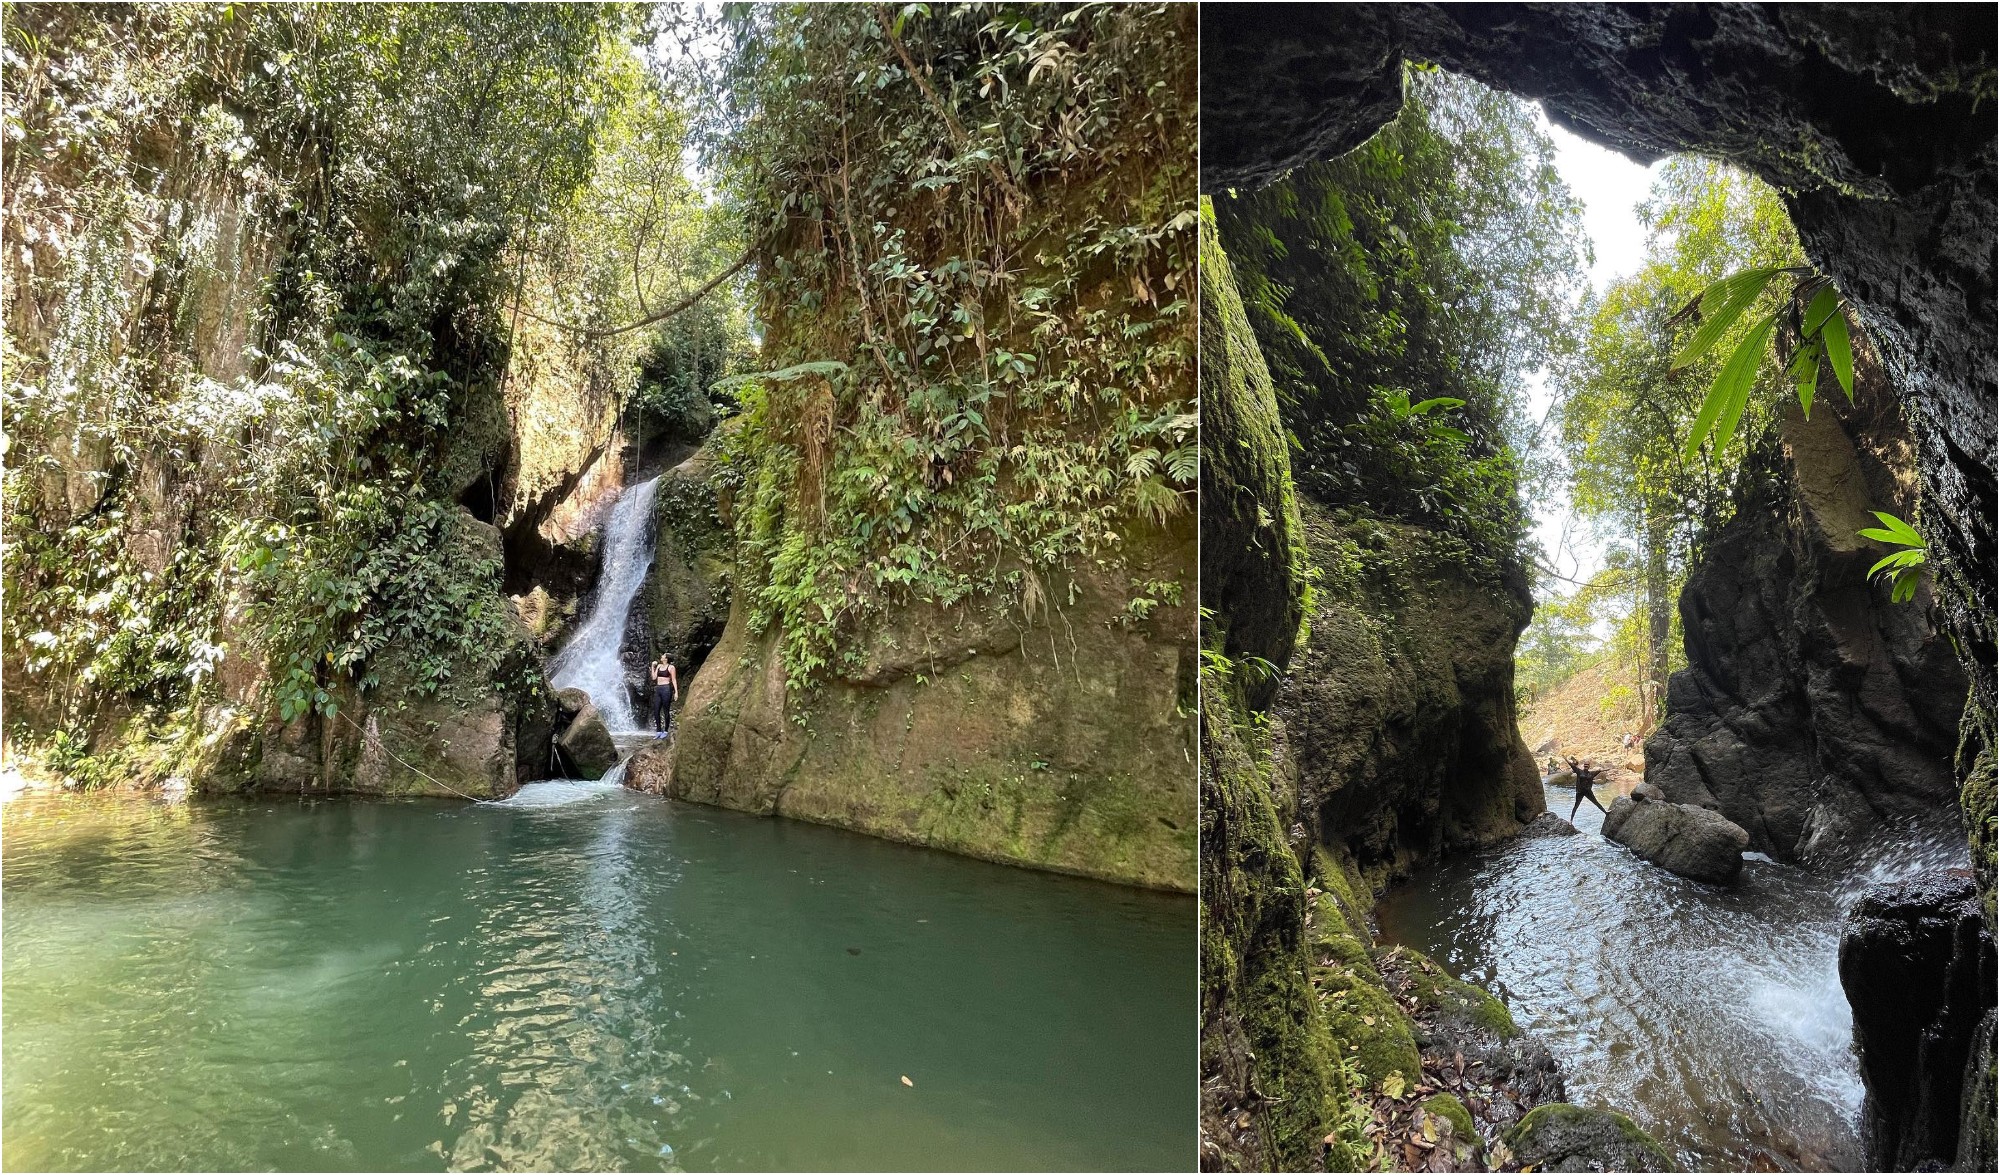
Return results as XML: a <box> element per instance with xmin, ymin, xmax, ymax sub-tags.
<box><xmin>1199</xmin><ymin>5</ymin><xmax>1995</xmax><ymax>1172</ymax></box>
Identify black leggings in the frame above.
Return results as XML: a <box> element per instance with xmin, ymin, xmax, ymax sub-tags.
<box><xmin>651</xmin><ymin>685</ymin><xmax>675</xmax><ymax>733</ymax></box>
<box><xmin>1570</xmin><ymin>787</ymin><xmax>1606</xmax><ymax>820</ymax></box>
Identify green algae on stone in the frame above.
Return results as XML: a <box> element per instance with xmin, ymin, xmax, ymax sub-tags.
<box><xmin>1388</xmin><ymin>944</ymin><xmax>1520</xmax><ymax>1038</ymax></box>
<box><xmin>1503</xmin><ymin>1103</ymin><xmax>1680</xmax><ymax>1173</ymax></box>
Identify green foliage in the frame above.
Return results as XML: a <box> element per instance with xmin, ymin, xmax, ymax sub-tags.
<box><xmin>2</xmin><ymin>3</ymin><xmax>689</xmax><ymax>771</ymax></box>
<box><xmin>705</xmin><ymin>2</ymin><xmax>1195</xmax><ymax>686</ymax></box>
<box><xmin>1213</xmin><ymin>67</ymin><xmax>1588</xmax><ymax>575</ymax></box>
<box><xmin>1672</xmin><ymin>266</ymin><xmax>1859</xmax><ymax>459</ymax></box>
<box><xmin>1859</xmin><ymin>510</ymin><xmax>1929</xmax><ymax>604</ymax></box>
<box><xmin>1540</xmin><ymin>158</ymin><xmax>1805</xmax><ymax>708</ymax></box>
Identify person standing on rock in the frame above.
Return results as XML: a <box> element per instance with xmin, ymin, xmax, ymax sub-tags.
<box><xmin>1566</xmin><ymin>756</ymin><xmax>1607</xmax><ymax>821</ymax></box>
<box><xmin>650</xmin><ymin>654</ymin><xmax>679</xmax><ymax>739</ymax></box>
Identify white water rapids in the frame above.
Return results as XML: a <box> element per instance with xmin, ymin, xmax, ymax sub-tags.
<box><xmin>548</xmin><ymin>476</ymin><xmax>662</xmax><ymax>732</ymax></box>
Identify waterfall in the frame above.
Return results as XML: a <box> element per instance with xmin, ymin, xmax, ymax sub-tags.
<box><xmin>549</xmin><ymin>476</ymin><xmax>663</xmax><ymax>731</ymax></box>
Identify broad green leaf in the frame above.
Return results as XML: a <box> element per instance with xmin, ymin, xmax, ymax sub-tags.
<box><xmin>1698</xmin><ymin>266</ymin><xmax>1788</xmax><ymax>318</ymax></box>
<box><xmin>1701</xmin><ymin>313</ymin><xmax>1775</xmax><ymax>457</ymax></box>
<box><xmin>1675</xmin><ymin>269</ymin><xmax>1782</xmax><ymax>369</ymax></box>
<box><xmin>1408</xmin><ymin>396</ymin><xmax>1466</xmax><ymax>416</ymax></box>
<box><xmin>1866</xmin><ymin>510</ymin><xmax>1923</xmax><ymax>546</ymax></box>
<box><xmin>1683</xmin><ymin>375</ymin><xmax>1734</xmax><ymax>462</ymax></box>
<box><xmin>1803</xmin><ymin>285</ymin><xmax>1840</xmax><ymax>336</ymax></box>
<box><xmin>1869</xmin><ymin>550</ymin><xmax>1924</xmax><ymax>578</ymax></box>
<box><xmin>1893</xmin><ymin>572</ymin><xmax>1918</xmax><ymax>604</ymax></box>
<box><xmin>1791</xmin><ymin>343</ymin><xmax>1821</xmax><ymax>418</ymax></box>
<box><xmin>1824</xmin><ymin>312</ymin><xmax>1855</xmax><ymax>400</ymax></box>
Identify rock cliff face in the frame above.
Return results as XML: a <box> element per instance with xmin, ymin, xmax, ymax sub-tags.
<box><xmin>1645</xmin><ymin>390</ymin><xmax>1966</xmax><ymax>862</ymax></box>
<box><xmin>1282</xmin><ymin>503</ymin><xmax>1543</xmax><ymax>887</ymax></box>
<box><xmin>627</xmin><ymin>522</ymin><xmax>1196</xmax><ymax>892</ymax></box>
<box><xmin>1198</xmin><ymin>205</ymin><xmax>1556</xmax><ymax>1168</ymax></box>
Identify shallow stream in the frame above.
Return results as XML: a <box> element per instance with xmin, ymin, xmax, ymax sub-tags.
<box><xmin>1376</xmin><ymin>782</ymin><xmax>1966</xmax><ymax>1172</ymax></box>
<box><xmin>2</xmin><ymin>781</ymin><xmax>1193</xmax><ymax>1171</ymax></box>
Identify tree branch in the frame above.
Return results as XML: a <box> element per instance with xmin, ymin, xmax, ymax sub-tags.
<box><xmin>516</xmin><ymin>244</ymin><xmax>754</xmax><ymax>339</ymax></box>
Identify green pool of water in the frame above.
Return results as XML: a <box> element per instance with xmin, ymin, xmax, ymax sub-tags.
<box><xmin>2</xmin><ymin>781</ymin><xmax>1194</xmax><ymax>1171</ymax></box>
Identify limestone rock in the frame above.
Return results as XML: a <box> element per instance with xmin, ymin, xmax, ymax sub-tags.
<box><xmin>1600</xmin><ymin>795</ymin><xmax>1749</xmax><ymax>884</ymax></box>
<box><xmin>1502</xmin><ymin>1103</ymin><xmax>1680</xmax><ymax>1173</ymax></box>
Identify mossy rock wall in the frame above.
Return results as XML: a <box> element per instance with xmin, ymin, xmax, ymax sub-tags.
<box><xmin>631</xmin><ymin>519</ymin><xmax>1196</xmax><ymax>891</ymax></box>
<box><xmin>1198</xmin><ymin>197</ymin><xmax>1306</xmax><ymax>707</ymax></box>
<box><xmin>1283</xmin><ymin>500</ymin><xmax>1544</xmax><ymax>887</ymax></box>
<box><xmin>640</xmin><ymin>444</ymin><xmax>734</xmax><ymax>677</ymax></box>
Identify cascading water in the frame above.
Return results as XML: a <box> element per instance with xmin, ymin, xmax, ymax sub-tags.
<box><xmin>548</xmin><ymin>476</ymin><xmax>662</xmax><ymax>732</ymax></box>
<box><xmin>1375</xmin><ymin>779</ymin><xmax>1970</xmax><ymax>1172</ymax></box>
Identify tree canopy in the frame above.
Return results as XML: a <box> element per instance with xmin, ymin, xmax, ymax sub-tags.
<box><xmin>1212</xmin><ymin>66</ymin><xmax>1589</xmax><ymax>572</ymax></box>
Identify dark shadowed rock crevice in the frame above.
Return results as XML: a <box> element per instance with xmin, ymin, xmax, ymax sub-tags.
<box><xmin>1840</xmin><ymin>870</ymin><xmax>1997</xmax><ymax>1171</ymax></box>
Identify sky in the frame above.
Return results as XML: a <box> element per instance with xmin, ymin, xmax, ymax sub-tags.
<box><xmin>1523</xmin><ymin>113</ymin><xmax>1665</xmax><ymax>590</ymax></box>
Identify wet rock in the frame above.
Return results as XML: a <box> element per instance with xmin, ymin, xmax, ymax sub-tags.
<box><xmin>554</xmin><ymin>688</ymin><xmax>593</xmax><ymax>722</ymax></box>
<box><xmin>557</xmin><ymin>705</ymin><xmax>618</xmax><ymax>781</ymax></box>
<box><xmin>1631</xmin><ymin>782</ymin><xmax>1666</xmax><ymax>803</ymax></box>
<box><xmin>640</xmin><ymin>445</ymin><xmax>734</xmax><ymax>679</ymax></box>
<box><xmin>1840</xmin><ymin>870</ymin><xmax>1997</xmax><ymax>1171</ymax></box>
<box><xmin>1501</xmin><ymin>1103</ymin><xmax>1680</xmax><ymax>1173</ymax></box>
<box><xmin>1520</xmin><ymin>812</ymin><xmax>1580</xmax><ymax>839</ymax></box>
<box><xmin>1955</xmin><ymin>1008</ymin><xmax>1997</xmax><ymax>1172</ymax></box>
<box><xmin>1599</xmin><ymin>795</ymin><xmax>1749</xmax><ymax>884</ymax></box>
<box><xmin>1643</xmin><ymin>390</ymin><xmax>1964</xmax><ymax>862</ymax></box>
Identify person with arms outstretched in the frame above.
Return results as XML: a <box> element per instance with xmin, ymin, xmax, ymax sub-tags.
<box><xmin>1566</xmin><ymin>756</ymin><xmax>1606</xmax><ymax>820</ymax></box>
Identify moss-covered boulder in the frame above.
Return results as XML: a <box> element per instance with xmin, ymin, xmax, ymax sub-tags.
<box><xmin>1502</xmin><ymin>1103</ymin><xmax>1679</xmax><ymax>1172</ymax></box>
<box><xmin>1421</xmin><ymin>1092</ymin><xmax>1485</xmax><ymax>1167</ymax></box>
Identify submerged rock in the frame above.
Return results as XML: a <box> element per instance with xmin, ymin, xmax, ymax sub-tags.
<box><xmin>1501</xmin><ymin>1103</ymin><xmax>1679</xmax><ymax>1173</ymax></box>
<box><xmin>557</xmin><ymin>705</ymin><xmax>619</xmax><ymax>781</ymax></box>
<box><xmin>1839</xmin><ymin>870</ymin><xmax>1996</xmax><ymax>1171</ymax></box>
<box><xmin>1599</xmin><ymin>795</ymin><xmax>1749</xmax><ymax>884</ymax></box>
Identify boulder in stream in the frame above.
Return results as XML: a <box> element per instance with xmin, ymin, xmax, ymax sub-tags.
<box><xmin>1599</xmin><ymin>794</ymin><xmax>1748</xmax><ymax>884</ymax></box>
<box><xmin>557</xmin><ymin>705</ymin><xmax>619</xmax><ymax>780</ymax></box>
<box><xmin>1520</xmin><ymin>812</ymin><xmax>1580</xmax><ymax>839</ymax></box>
<box><xmin>1501</xmin><ymin>1103</ymin><xmax>1680</xmax><ymax>1172</ymax></box>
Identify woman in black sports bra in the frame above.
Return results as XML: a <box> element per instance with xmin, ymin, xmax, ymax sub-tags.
<box><xmin>650</xmin><ymin>655</ymin><xmax>678</xmax><ymax>737</ymax></box>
